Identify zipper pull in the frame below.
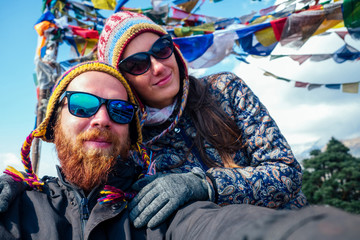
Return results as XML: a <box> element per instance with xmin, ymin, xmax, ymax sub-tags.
<box><xmin>81</xmin><ymin>198</ymin><xmax>89</xmax><ymax>220</ymax></box>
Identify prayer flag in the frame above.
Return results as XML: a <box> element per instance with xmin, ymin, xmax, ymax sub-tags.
<box><xmin>34</xmin><ymin>21</ymin><xmax>56</xmax><ymax>37</ymax></box>
<box><xmin>290</xmin><ymin>55</ymin><xmax>311</xmax><ymax>65</ymax></box>
<box><xmin>174</xmin><ymin>0</ymin><xmax>199</xmax><ymax>13</ymax></box>
<box><xmin>91</xmin><ymin>0</ymin><xmax>116</xmax><ymax>10</ymax></box>
<box><xmin>295</xmin><ymin>82</ymin><xmax>309</xmax><ymax>88</ymax></box>
<box><xmin>263</xmin><ymin>71</ymin><xmax>278</xmax><ymax>79</ymax></box>
<box><xmin>171</xmin><ymin>6</ymin><xmax>203</xmax><ymax>22</ymax></box>
<box><xmin>280</xmin><ymin>8</ymin><xmax>326</xmax><ymax>48</ymax></box>
<box><xmin>173</xmin><ymin>34</ymin><xmax>213</xmax><ymax>62</ymax></box>
<box><xmin>270</xmin><ymin>55</ymin><xmax>286</xmax><ymax>61</ymax></box>
<box><xmin>270</xmin><ymin>17</ymin><xmax>287</xmax><ymax>41</ymax></box>
<box><xmin>343</xmin><ymin>0</ymin><xmax>360</xmax><ymax>39</ymax></box>
<box><xmin>235</xmin><ymin>22</ymin><xmax>271</xmax><ymax>39</ymax></box>
<box><xmin>115</xmin><ymin>0</ymin><xmax>129</xmax><ymax>12</ymax></box>
<box><xmin>238</xmin><ymin>34</ymin><xmax>277</xmax><ymax>56</ymax></box>
<box><xmin>34</xmin><ymin>11</ymin><xmax>55</xmax><ymax>25</ymax></box>
<box><xmin>308</xmin><ymin>84</ymin><xmax>322</xmax><ymax>91</ymax></box>
<box><xmin>255</xmin><ymin>26</ymin><xmax>277</xmax><ymax>47</ymax></box>
<box><xmin>263</xmin><ymin>71</ymin><xmax>291</xmax><ymax>82</ymax></box>
<box><xmin>69</xmin><ymin>25</ymin><xmax>99</xmax><ymax>39</ymax></box>
<box><xmin>313</xmin><ymin>2</ymin><xmax>343</xmax><ymax>36</ymax></box>
<box><xmin>310</xmin><ymin>54</ymin><xmax>332</xmax><ymax>62</ymax></box>
<box><xmin>174</xmin><ymin>23</ymin><xmax>215</xmax><ymax>37</ymax></box>
<box><xmin>260</xmin><ymin>4</ymin><xmax>279</xmax><ymax>16</ymax></box>
<box><xmin>325</xmin><ymin>84</ymin><xmax>341</xmax><ymax>90</ymax></box>
<box><xmin>342</xmin><ymin>82</ymin><xmax>359</xmax><ymax>93</ymax></box>
<box><xmin>333</xmin><ymin>44</ymin><xmax>360</xmax><ymax>63</ymax></box>
<box><xmin>75</xmin><ymin>38</ymin><xmax>98</xmax><ymax>56</ymax></box>
<box><xmin>335</xmin><ymin>31</ymin><xmax>348</xmax><ymax>40</ymax></box>
<box><xmin>189</xmin><ymin>31</ymin><xmax>236</xmax><ymax>68</ymax></box>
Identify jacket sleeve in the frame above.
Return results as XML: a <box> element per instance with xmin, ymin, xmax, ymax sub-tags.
<box><xmin>0</xmin><ymin>196</ymin><xmax>22</xmax><ymax>240</ymax></box>
<box><xmin>0</xmin><ymin>225</ymin><xmax>16</xmax><ymax>240</ymax></box>
<box><xmin>203</xmin><ymin>72</ymin><xmax>307</xmax><ymax>209</ymax></box>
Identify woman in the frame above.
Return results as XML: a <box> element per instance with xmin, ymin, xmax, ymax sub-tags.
<box><xmin>97</xmin><ymin>11</ymin><xmax>308</xmax><ymax>228</ymax></box>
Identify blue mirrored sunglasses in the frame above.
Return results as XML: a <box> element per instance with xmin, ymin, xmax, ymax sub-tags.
<box><xmin>59</xmin><ymin>91</ymin><xmax>138</xmax><ymax>124</ymax></box>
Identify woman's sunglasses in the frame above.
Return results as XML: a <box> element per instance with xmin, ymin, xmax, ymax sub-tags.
<box><xmin>59</xmin><ymin>91</ymin><xmax>138</xmax><ymax>124</ymax></box>
<box><xmin>118</xmin><ymin>34</ymin><xmax>174</xmax><ymax>75</ymax></box>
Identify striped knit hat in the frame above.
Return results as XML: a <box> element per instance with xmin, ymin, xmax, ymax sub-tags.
<box><xmin>98</xmin><ymin>11</ymin><xmax>190</xmax><ymax>146</ymax></box>
<box><xmin>98</xmin><ymin>10</ymin><xmax>188</xmax><ymax>75</ymax></box>
<box><xmin>4</xmin><ymin>61</ymin><xmax>151</xmax><ymax>194</ymax></box>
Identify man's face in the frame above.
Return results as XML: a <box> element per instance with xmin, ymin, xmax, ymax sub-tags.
<box><xmin>54</xmin><ymin>71</ymin><xmax>131</xmax><ymax>191</ymax></box>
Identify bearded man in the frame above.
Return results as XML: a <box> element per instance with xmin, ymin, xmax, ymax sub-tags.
<box><xmin>0</xmin><ymin>61</ymin><xmax>150</xmax><ymax>240</ymax></box>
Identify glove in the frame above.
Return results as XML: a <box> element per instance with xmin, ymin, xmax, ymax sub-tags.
<box><xmin>129</xmin><ymin>167</ymin><xmax>213</xmax><ymax>228</ymax></box>
<box><xmin>0</xmin><ymin>174</ymin><xmax>27</xmax><ymax>212</ymax></box>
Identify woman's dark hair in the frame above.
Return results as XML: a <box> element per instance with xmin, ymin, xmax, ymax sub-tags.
<box><xmin>185</xmin><ymin>75</ymin><xmax>243</xmax><ymax>168</ymax></box>
<box><xmin>174</xmin><ymin>53</ymin><xmax>243</xmax><ymax>168</ymax></box>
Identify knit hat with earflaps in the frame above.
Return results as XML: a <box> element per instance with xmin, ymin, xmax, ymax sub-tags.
<box><xmin>98</xmin><ymin>11</ymin><xmax>190</xmax><ymax>146</ymax></box>
<box><xmin>4</xmin><ymin>62</ymin><xmax>151</xmax><ymax>203</ymax></box>
<box><xmin>98</xmin><ymin>11</ymin><xmax>188</xmax><ymax>74</ymax></box>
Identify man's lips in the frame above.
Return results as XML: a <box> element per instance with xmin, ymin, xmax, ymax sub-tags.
<box><xmin>154</xmin><ymin>73</ymin><xmax>172</xmax><ymax>86</ymax></box>
<box><xmin>84</xmin><ymin>138</ymin><xmax>112</xmax><ymax>148</ymax></box>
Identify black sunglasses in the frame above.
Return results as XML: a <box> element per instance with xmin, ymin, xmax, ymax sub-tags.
<box><xmin>59</xmin><ymin>91</ymin><xmax>138</xmax><ymax>124</ymax></box>
<box><xmin>118</xmin><ymin>34</ymin><xmax>174</xmax><ymax>75</ymax></box>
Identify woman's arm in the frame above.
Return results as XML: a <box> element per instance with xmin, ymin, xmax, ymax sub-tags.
<box><xmin>204</xmin><ymin>72</ymin><xmax>307</xmax><ymax>208</ymax></box>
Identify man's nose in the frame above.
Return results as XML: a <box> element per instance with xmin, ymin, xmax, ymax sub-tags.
<box><xmin>90</xmin><ymin>104</ymin><xmax>111</xmax><ymax>128</ymax></box>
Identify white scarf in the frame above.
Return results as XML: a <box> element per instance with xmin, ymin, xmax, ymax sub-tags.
<box><xmin>144</xmin><ymin>99</ymin><xmax>178</xmax><ymax>126</ymax></box>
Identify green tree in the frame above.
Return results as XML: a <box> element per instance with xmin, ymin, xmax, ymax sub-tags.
<box><xmin>302</xmin><ymin>137</ymin><xmax>360</xmax><ymax>214</ymax></box>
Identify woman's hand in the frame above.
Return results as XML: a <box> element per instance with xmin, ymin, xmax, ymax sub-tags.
<box><xmin>129</xmin><ymin>168</ymin><xmax>212</xmax><ymax>228</ymax></box>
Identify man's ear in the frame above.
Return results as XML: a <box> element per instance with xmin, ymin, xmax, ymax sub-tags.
<box><xmin>46</xmin><ymin>104</ymin><xmax>63</xmax><ymax>141</ymax></box>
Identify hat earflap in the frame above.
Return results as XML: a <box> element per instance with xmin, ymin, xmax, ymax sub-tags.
<box><xmin>4</xmin><ymin>130</ymin><xmax>45</xmax><ymax>191</ymax></box>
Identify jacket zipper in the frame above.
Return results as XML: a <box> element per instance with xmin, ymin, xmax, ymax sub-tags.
<box><xmin>74</xmin><ymin>187</ymin><xmax>98</xmax><ymax>240</ymax></box>
<box><xmin>81</xmin><ymin>197</ymin><xmax>90</xmax><ymax>224</ymax></box>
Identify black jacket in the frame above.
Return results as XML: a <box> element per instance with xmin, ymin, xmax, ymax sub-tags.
<box><xmin>0</xmin><ymin>161</ymin><xmax>147</xmax><ymax>240</ymax></box>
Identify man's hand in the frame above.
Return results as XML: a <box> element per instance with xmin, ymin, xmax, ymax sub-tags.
<box><xmin>129</xmin><ymin>168</ymin><xmax>211</xmax><ymax>228</ymax></box>
<box><xmin>0</xmin><ymin>174</ymin><xmax>26</xmax><ymax>212</ymax></box>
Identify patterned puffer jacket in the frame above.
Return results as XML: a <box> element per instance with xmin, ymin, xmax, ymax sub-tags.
<box><xmin>138</xmin><ymin>72</ymin><xmax>308</xmax><ymax>209</ymax></box>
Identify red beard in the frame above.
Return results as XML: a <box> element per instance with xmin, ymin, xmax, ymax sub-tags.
<box><xmin>54</xmin><ymin>124</ymin><xmax>130</xmax><ymax>192</ymax></box>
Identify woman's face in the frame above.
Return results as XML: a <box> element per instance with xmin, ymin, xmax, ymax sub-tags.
<box><xmin>121</xmin><ymin>32</ymin><xmax>180</xmax><ymax>109</ymax></box>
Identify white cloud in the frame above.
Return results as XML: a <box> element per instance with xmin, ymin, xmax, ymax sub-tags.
<box><xmin>228</xmin><ymin>30</ymin><xmax>360</xmax><ymax>157</ymax></box>
<box><xmin>37</xmin><ymin>142</ymin><xmax>59</xmax><ymax>177</ymax></box>
<box><xmin>0</xmin><ymin>142</ymin><xmax>59</xmax><ymax>178</ymax></box>
<box><xmin>0</xmin><ymin>153</ymin><xmax>23</xmax><ymax>172</ymax></box>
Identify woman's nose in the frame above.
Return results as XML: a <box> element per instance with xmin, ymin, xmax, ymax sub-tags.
<box><xmin>149</xmin><ymin>56</ymin><xmax>166</xmax><ymax>75</ymax></box>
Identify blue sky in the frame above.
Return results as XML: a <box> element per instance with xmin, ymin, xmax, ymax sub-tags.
<box><xmin>1</xmin><ymin>0</ymin><xmax>359</xmax><ymax>177</ymax></box>
<box><xmin>0</xmin><ymin>1</ymin><xmax>44</xmax><ymax>171</ymax></box>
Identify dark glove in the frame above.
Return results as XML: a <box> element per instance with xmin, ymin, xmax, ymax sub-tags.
<box><xmin>0</xmin><ymin>174</ymin><xmax>26</xmax><ymax>212</ymax></box>
<box><xmin>129</xmin><ymin>167</ymin><xmax>213</xmax><ymax>228</ymax></box>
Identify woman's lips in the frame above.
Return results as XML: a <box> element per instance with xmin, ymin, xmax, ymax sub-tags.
<box><xmin>154</xmin><ymin>73</ymin><xmax>172</xmax><ymax>86</ymax></box>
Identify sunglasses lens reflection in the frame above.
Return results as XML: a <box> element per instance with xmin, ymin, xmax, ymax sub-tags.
<box><xmin>108</xmin><ymin>100</ymin><xmax>135</xmax><ymax>124</ymax></box>
<box><xmin>69</xmin><ymin>93</ymin><xmax>99</xmax><ymax>118</ymax></box>
<box><xmin>68</xmin><ymin>92</ymin><xmax>135</xmax><ymax>124</ymax></box>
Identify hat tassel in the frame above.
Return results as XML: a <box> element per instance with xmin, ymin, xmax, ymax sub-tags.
<box><xmin>4</xmin><ymin>131</ymin><xmax>44</xmax><ymax>191</ymax></box>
